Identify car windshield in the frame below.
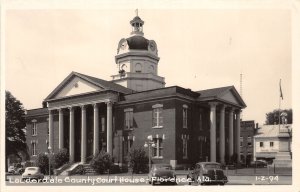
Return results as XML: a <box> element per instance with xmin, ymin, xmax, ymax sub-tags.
<box><xmin>204</xmin><ymin>164</ymin><xmax>221</xmax><ymax>169</ymax></box>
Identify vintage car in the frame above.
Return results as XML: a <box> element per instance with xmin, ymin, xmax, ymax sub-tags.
<box><xmin>250</xmin><ymin>160</ymin><xmax>268</xmax><ymax>168</ymax></box>
<box><xmin>148</xmin><ymin>164</ymin><xmax>176</xmax><ymax>185</ymax></box>
<box><xmin>22</xmin><ymin>167</ymin><xmax>44</xmax><ymax>181</ymax></box>
<box><xmin>187</xmin><ymin>162</ymin><xmax>228</xmax><ymax>185</ymax></box>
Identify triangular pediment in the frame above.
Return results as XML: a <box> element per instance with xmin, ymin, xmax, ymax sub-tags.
<box><xmin>45</xmin><ymin>72</ymin><xmax>106</xmax><ymax>100</ymax></box>
<box><xmin>197</xmin><ymin>86</ymin><xmax>246</xmax><ymax>108</ymax></box>
<box><xmin>54</xmin><ymin>76</ymin><xmax>102</xmax><ymax>98</ymax></box>
<box><xmin>220</xmin><ymin>91</ymin><xmax>241</xmax><ymax>106</ymax></box>
<box><xmin>218</xmin><ymin>87</ymin><xmax>246</xmax><ymax>108</ymax></box>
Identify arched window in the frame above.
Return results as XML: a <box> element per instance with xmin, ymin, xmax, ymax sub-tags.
<box><xmin>135</xmin><ymin>63</ymin><xmax>142</xmax><ymax>73</ymax></box>
<box><xmin>149</xmin><ymin>65</ymin><xmax>154</xmax><ymax>74</ymax></box>
<box><xmin>121</xmin><ymin>64</ymin><xmax>127</xmax><ymax>71</ymax></box>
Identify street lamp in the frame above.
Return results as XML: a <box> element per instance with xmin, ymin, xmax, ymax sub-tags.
<box><xmin>144</xmin><ymin>135</ymin><xmax>156</xmax><ymax>173</ymax></box>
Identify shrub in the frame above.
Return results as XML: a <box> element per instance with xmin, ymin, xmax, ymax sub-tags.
<box><xmin>73</xmin><ymin>165</ymin><xmax>85</xmax><ymax>175</ymax></box>
<box><xmin>24</xmin><ymin>161</ymin><xmax>33</xmax><ymax>168</ymax></box>
<box><xmin>50</xmin><ymin>148</ymin><xmax>69</xmax><ymax>169</ymax></box>
<box><xmin>120</xmin><ymin>165</ymin><xmax>128</xmax><ymax>173</ymax></box>
<box><xmin>35</xmin><ymin>153</ymin><xmax>49</xmax><ymax>174</ymax></box>
<box><xmin>129</xmin><ymin>148</ymin><xmax>148</xmax><ymax>174</ymax></box>
<box><xmin>109</xmin><ymin>164</ymin><xmax>121</xmax><ymax>174</ymax></box>
<box><xmin>90</xmin><ymin>150</ymin><xmax>113</xmax><ymax>174</ymax></box>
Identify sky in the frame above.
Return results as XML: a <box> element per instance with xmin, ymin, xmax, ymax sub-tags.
<box><xmin>4</xmin><ymin>8</ymin><xmax>292</xmax><ymax>125</ymax></box>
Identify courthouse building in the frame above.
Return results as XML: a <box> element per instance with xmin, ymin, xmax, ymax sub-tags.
<box><xmin>25</xmin><ymin>13</ymin><xmax>246</xmax><ymax>168</ymax></box>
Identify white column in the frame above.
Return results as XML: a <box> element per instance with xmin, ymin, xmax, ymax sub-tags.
<box><xmin>58</xmin><ymin>108</ymin><xmax>64</xmax><ymax>150</ymax></box>
<box><xmin>209</xmin><ymin>102</ymin><xmax>217</xmax><ymax>162</ymax></box>
<box><xmin>93</xmin><ymin>104</ymin><xmax>99</xmax><ymax>156</ymax></box>
<box><xmin>106</xmin><ymin>101</ymin><xmax>113</xmax><ymax>156</ymax></box>
<box><xmin>69</xmin><ymin>107</ymin><xmax>75</xmax><ymax>162</ymax></box>
<box><xmin>219</xmin><ymin>105</ymin><xmax>225</xmax><ymax>164</ymax></box>
<box><xmin>236</xmin><ymin>110</ymin><xmax>241</xmax><ymax>163</ymax></box>
<box><xmin>228</xmin><ymin>108</ymin><xmax>234</xmax><ymax>159</ymax></box>
<box><xmin>81</xmin><ymin>105</ymin><xmax>87</xmax><ymax>164</ymax></box>
<box><xmin>49</xmin><ymin>110</ymin><xmax>54</xmax><ymax>151</ymax></box>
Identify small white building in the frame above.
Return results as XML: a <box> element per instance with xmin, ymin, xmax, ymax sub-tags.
<box><xmin>253</xmin><ymin>124</ymin><xmax>292</xmax><ymax>166</ymax></box>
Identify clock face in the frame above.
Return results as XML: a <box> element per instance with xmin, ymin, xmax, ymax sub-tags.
<box><xmin>121</xmin><ymin>42</ymin><xmax>127</xmax><ymax>50</ymax></box>
<box><xmin>149</xmin><ymin>42</ymin><xmax>156</xmax><ymax>51</ymax></box>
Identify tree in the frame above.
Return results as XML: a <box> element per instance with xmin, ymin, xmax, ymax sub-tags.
<box><xmin>129</xmin><ymin>148</ymin><xmax>148</xmax><ymax>174</ymax></box>
<box><xmin>50</xmin><ymin>148</ymin><xmax>69</xmax><ymax>169</ymax></box>
<box><xmin>5</xmin><ymin>91</ymin><xmax>28</xmax><ymax>170</ymax></box>
<box><xmin>265</xmin><ymin>109</ymin><xmax>292</xmax><ymax>125</ymax></box>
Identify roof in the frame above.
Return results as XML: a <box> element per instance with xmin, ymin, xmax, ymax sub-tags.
<box><xmin>126</xmin><ymin>35</ymin><xmax>149</xmax><ymax>50</ymax></box>
<box><xmin>130</xmin><ymin>16</ymin><xmax>144</xmax><ymax>25</ymax></box>
<box><xmin>44</xmin><ymin>71</ymin><xmax>134</xmax><ymax>100</ymax></box>
<box><xmin>26</xmin><ymin>108</ymin><xmax>48</xmax><ymax>117</ymax></box>
<box><xmin>196</xmin><ymin>86</ymin><xmax>247</xmax><ymax>108</ymax></box>
<box><xmin>197</xmin><ymin>86</ymin><xmax>233</xmax><ymax>98</ymax></box>
<box><xmin>254</xmin><ymin>124</ymin><xmax>292</xmax><ymax>138</ymax></box>
<box><xmin>75</xmin><ymin>72</ymin><xmax>134</xmax><ymax>94</ymax></box>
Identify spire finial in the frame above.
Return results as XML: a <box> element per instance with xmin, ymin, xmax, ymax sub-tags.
<box><xmin>135</xmin><ymin>9</ymin><xmax>138</xmax><ymax>16</ymax></box>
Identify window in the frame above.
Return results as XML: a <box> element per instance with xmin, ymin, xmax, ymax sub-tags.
<box><xmin>183</xmin><ymin>105</ymin><xmax>188</xmax><ymax>128</ymax></box>
<box><xmin>270</xmin><ymin>142</ymin><xmax>274</xmax><ymax>147</ymax></box>
<box><xmin>124</xmin><ymin>136</ymin><xmax>134</xmax><ymax>155</ymax></box>
<box><xmin>135</xmin><ymin>63</ymin><xmax>142</xmax><ymax>73</ymax></box>
<box><xmin>46</xmin><ymin>118</ymin><xmax>49</xmax><ymax>135</ymax></box>
<box><xmin>149</xmin><ymin>65</ymin><xmax>154</xmax><ymax>74</ymax></box>
<box><xmin>198</xmin><ymin>136</ymin><xmax>205</xmax><ymax>158</ymax></box>
<box><xmin>240</xmin><ymin>137</ymin><xmax>243</xmax><ymax>147</ymax></box>
<box><xmin>247</xmin><ymin>136</ymin><xmax>252</xmax><ymax>146</ymax></box>
<box><xmin>152</xmin><ymin>138</ymin><xmax>163</xmax><ymax>158</ymax></box>
<box><xmin>32</xmin><ymin>120</ymin><xmax>37</xmax><ymax>136</ymax></box>
<box><xmin>101</xmin><ymin>117</ymin><xmax>105</xmax><ymax>132</ymax></box>
<box><xmin>124</xmin><ymin>109</ymin><xmax>133</xmax><ymax>129</ymax></box>
<box><xmin>152</xmin><ymin>104</ymin><xmax>163</xmax><ymax>128</ymax></box>
<box><xmin>260</xmin><ymin>142</ymin><xmax>264</xmax><ymax>147</ymax></box>
<box><xmin>182</xmin><ymin>135</ymin><xmax>189</xmax><ymax>159</ymax></box>
<box><xmin>199</xmin><ymin>113</ymin><xmax>203</xmax><ymax>130</ymax></box>
<box><xmin>31</xmin><ymin>141</ymin><xmax>37</xmax><ymax>156</ymax></box>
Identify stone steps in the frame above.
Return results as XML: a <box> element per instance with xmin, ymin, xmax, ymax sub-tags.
<box><xmin>82</xmin><ymin>164</ymin><xmax>96</xmax><ymax>175</ymax></box>
<box><xmin>60</xmin><ymin>162</ymin><xmax>81</xmax><ymax>176</ymax></box>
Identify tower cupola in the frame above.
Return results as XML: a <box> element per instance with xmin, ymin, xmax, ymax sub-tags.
<box><xmin>130</xmin><ymin>10</ymin><xmax>144</xmax><ymax>36</ymax></box>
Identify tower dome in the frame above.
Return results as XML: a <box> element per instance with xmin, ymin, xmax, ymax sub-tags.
<box><xmin>126</xmin><ymin>36</ymin><xmax>149</xmax><ymax>50</ymax></box>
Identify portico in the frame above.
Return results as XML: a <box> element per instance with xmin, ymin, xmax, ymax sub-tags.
<box><xmin>44</xmin><ymin>72</ymin><xmax>132</xmax><ymax>164</ymax></box>
<box><xmin>48</xmin><ymin>100</ymin><xmax>114</xmax><ymax>164</ymax></box>
<box><xmin>197</xmin><ymin>86</ymin><xmax>246</xmax><ymax>164</ymax></box>
<box><xmin>208</xmin><ymin>102</ymin><xmax>242</xmax><ymax>163</ymax></box>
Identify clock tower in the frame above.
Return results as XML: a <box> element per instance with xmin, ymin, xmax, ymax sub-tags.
<box><xmin>111</xmin><ymin>11</ymin><xmax>165</xmax><ymax>92</ymax></box>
